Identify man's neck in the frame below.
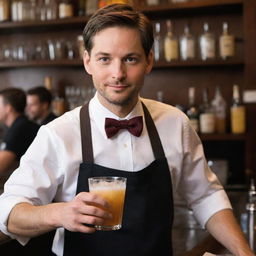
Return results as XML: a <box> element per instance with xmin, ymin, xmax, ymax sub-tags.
<box><xmin>5</xmin><ymin>112</ymin><xmax>22</xmax><ymax>127</ymax></box>
<box><xmin>97</xmin><ymin>94</ymin><xmax>139</xmax><ymax>118</ymax></box>
<box><xmin>38</xmin><ymin>110</ymin><xmax>51</xmax><ymax>124</ymax></box>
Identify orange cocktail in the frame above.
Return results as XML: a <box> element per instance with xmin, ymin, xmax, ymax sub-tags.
<box><xmin>88</xmin><ymin>177</ymin><xmax>127</xmax><ymax>231</ymax></box>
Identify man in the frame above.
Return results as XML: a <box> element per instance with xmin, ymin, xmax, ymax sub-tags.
<box><xmin>0</xmin><ymin>4</ymin><xmax>254</xmax><ymax>256</ymax></box>
<box><xmin>26</xmin><ymin>86</ymin><xmax>57</xmax><ymax>125</ymax></box>
<box><xmin>0</xmin><ymin>88</ymin><xmax>39</xmax><ymax>193</ymax></box>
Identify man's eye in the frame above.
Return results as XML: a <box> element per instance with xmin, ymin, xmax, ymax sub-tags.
<box><xmin>99</xmin><ymin>57</ymin><xmax>109</xmax><ymax>63</ymax></box>
<box><xmin>125</xmin><ymin>57</ymin><xmax>137</xmax><ymax>63</ymax></box>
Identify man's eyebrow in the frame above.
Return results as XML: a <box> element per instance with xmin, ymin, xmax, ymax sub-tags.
<box><xmin>95</xmin><ymin>52</ymin><xmax>110</xmax><ymax>57</ymax></box>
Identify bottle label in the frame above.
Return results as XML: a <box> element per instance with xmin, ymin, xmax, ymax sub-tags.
<box><xmin>200</xmin><ymin>113</ymin><xmax>215</xmax><ymax>133</ymax></box>
<box><xmin>200</xmin><ymin>37</ymin><xmax>215</xmax><ymax>60</ymax></box>
<box><xmin>59</xmin><ymin>4</ymin><xmax>74</xmax><ymax>18</ymax></box>
<box><xmin>180</xmin><ymin>38</ymin><xmax>195</xmax><ymax>60</ymax></box>
<box><xmin>231</xmin><ymin>106</ymin><xmax>246</xmax><ymax>133</ymax></box>
<box><xmin>220</xmin><ymin>35</ymin><xmax>235</xmax><ymax>58</ymax></box>
<box><xmin>164</xmin><ymin>38</ymin><xmax>178</xmax><ymax>61</ymax></box>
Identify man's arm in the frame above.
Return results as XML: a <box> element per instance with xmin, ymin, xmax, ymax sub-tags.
<box><xmin>0</xmin><ymin>231</ymin><xmax>11</xmax><ymax>245</ymax></box>
<box><xmin>7</xmin><ymin>192</ymin><xmax>111</xmax><ymax>238</ymax></box>
<box><xmin>206</xmin><ymin>209</ymin><xmax>254</xmax><ymax>256</ymax></box>
<box><xmin>0</xmin><ymin>150</ymin><xmax>17</xmax><ymax>174</ymax></box>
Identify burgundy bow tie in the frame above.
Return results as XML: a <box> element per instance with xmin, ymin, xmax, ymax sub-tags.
<box><xmin>105</xmin><ymin>116</ymin><xmax>143</xmax><ymax>138</ymax></box>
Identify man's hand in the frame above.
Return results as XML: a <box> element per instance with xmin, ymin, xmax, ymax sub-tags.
<box><xmin>8</xmin><ymin>192</ymin><xmax>112</xmax><ymax>237</ymax></box>
<box><xmin>56</xmin><ymin>192</ymin><xmax>112</xmax><ymax>233</ymax></box>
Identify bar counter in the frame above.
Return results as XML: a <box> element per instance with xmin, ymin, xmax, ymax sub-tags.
<box><xmin>172</xmin><ymin>190</ymin><xmax>247</xmax><ymax>256</ymax></box>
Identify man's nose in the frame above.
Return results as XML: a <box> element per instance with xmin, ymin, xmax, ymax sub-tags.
<box><xmin>111</xmin><ymin>61</ymin><xmax>126</xmax><ymax>80</ymax></box>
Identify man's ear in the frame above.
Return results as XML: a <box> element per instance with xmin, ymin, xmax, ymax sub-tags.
<box><xmin>145</xmin><ymin>49</ymin><xmax>154</xmax><ymax>75</ymax></box>
<box><xmin>83</xmin><ymin>50</ymin><xmax>92</xmax><ymax>75</ymax></box>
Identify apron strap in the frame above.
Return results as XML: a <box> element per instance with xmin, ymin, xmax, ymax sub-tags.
<box><xmin>80</xmin><ymin>103</ymin><xmax>94</xmax><ymax>163</ymax></box>
<box><xmin>79</xmin><ymin>101</ymin><xmax>166</xmax><ymax>163</ymax></box>
<box><xmin>141</xmin><ymin>102</ymin><xmax>165</xmax><ymax>160</ymax></box>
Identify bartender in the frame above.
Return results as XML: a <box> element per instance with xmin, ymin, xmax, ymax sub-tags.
<box><xmin>0</xmin><ymin>4</ymin><xmax>254</xmax><ymax>256</ymax></box>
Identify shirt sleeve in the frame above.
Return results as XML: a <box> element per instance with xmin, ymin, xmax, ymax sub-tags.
<box><xmin>177</xmin><ymin>116</ymin><xmax>232</xmax><ymax>228</ymax></box>
<box><xmin>0</xmin><ymin>126</ymin><xmax>62</xmax><ymax>244</ymax></box>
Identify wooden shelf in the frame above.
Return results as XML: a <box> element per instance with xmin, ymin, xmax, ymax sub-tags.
<box><xmin>200</xmin><ymin>133</ymin><xmax>247</xmax><ymax>141</ymax></box>
<box><xmin>138</xmin><ymin>0</ymin><xmax>243</xmax><ymax>15</ymax></box>
<box><xmin>154</xmin><ymin>58</ymin><xmax>244</xmax><ymax>68</ymax></box>
<box><xmin>0</xmin><ymin>59</ymin><xmax>83</xmax><ymax>68</ymax></box>
<box><xmin>0</xmin><ymin>17</ymin><xmax>88</xmax><ymax>33</ymax></box>
<box><xmin>0</xmin><ymin>0</ymin><xmax>243</xmax><ymax>32</ymax></box>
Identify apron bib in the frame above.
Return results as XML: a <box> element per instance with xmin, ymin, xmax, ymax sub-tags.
<box><xmin>64</xmin><ymin>102</ymin><xmax>174</xmax><ymax>256</ymax></box>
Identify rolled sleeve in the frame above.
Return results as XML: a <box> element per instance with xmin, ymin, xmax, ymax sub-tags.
<box><xmin>0</xmin><ymin>195</ymin><xmax>34</xmax><ymax>244</ymax></box>
<box><xmin>0</xmin><ymin>126</ymin><xmax>61</xmax><ymax>245</ymax></box>
<box><xmin>192</xmin><ymin>189</ymin><xmax>232</xmax><ymax>228</ymax></box>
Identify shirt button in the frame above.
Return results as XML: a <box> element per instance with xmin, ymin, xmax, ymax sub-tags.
<box><xmin>124</xmin><ymin>144</ymin><xmax>127</xmax><ymax>148</ymax></box>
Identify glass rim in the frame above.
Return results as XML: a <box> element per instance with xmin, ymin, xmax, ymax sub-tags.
<box><xmin>88</xmin><ymin>176</ymin><xmax>127</xmax><ymax>182</ymax></box>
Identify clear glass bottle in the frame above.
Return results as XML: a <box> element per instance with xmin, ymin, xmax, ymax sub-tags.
<box><xmin>11</xmin><ymin>0</ymin><xmax>18</xmax><ymax>21</ymax></box>
<box><xmin>179</xmin><ymin>24</ymin><xmax>195</xmax><ymax>61</ymax></box>
<box><xmin>154</xmin><ymin>22</ymin><xmax>162</xmax><ymax>62</ymax></box>
<box><xmin>219</xmin><ymin>22</ymin><xmax>235</xmax><ymax>60</ymax></box>
<box><xmin>186</xmin><ymin>87</ymin><xmax>199</xmax><ymax>133</ymax></box>
<box><xmin>16</xmin><ymin>0</ymin><xmax>23</xmax><ymax>21</ymax></box>
<box><xmin>58</xmin><ymin>0</ymin><xmax>73</xmax><ymax>19</ymax></box>
<box><xmin>199</xmin><ymin>88</ymin><xmax>215</xmax><ymax>134</ymax></box>
<box><xmin>211</xmin><ymin>86</ymin><xmax>227</xmax><ymax>133</ymax></box>
<box><xmin>45</xmin><ymin>0</ymin><xmax>58</xmax><ymax>20</ymax></box>
<box><xmin>230</xmin><ymin>84</ymin><xmax>246</xmax><ymax>134</ymax></box>
<box><xmin>164</xmin><ymin>20</ymin><xmax>178</xmax><ymax>62</ymax></box>
<box><xmin>199</xmin><ymin>23</ymin><xmax>216</xmax><ymax>60</ymax></box>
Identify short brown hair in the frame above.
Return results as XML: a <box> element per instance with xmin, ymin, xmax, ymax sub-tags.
<box><xmin>83</xmin><ymin>4</ymin><xmax>154</xmax><ymax>56</ymax></box>
<box><xmin>0</xmin><ymin>88</ymin><xmax>26</xmax><ymax>114</ymax></box>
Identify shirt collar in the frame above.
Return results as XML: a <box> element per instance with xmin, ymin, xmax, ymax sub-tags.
<box><xmin>89</xmin><ymin>92</ymin><xmax>144</xmax><ymax>138</ymax></box>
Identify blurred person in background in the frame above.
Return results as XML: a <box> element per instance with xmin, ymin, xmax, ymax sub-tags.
<box><xmin>26</xmin><ymin>86</ymin><xmax>57</xmax><ymax>125</ymax></box>
<box><xmin>0</xmin><ymin>88</ymin><xmax>39</xmax><ymax>193</ymax></box>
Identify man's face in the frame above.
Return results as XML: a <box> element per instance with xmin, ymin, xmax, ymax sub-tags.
<box><xmin>26</xmin><ymin>95</ymin><xmax>47</xmax><ymax>122</ymax></box>
<box><xmin>0</xmin><ymin>96</ymin><xmax>9</xmax><ymax>123</ymax></box>
<box><xmin>83</xmin><ymin>26</ymin><xmax>153</xmax><ymax>113</ymax></box>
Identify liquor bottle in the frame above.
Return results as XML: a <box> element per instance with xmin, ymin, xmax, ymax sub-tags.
<box><xmin>230</xmin><ymin>84</ymin><xmax>246</xmax><ymax>134</ymax></box>
<box><xmin>44</xmin><ymin>76</ymin><xmax>66</xmax><ymax>116</ymax></box>
<box><xmin>154</xmin><ymin>22</ymin><xmax>162</xmax><ymax>62</ymax></box>
<box><xmin>211</xmin><ymin>86</ymin><xmax>227</xmax><ymax>133</ymax></box>
<box><xmin>186</xmin><ymin>87</ymin><xmax>199</xmax><ymax>133</ymax></box>
<box><xmin>199</xmin><ymin>88</ymin><xmax>215</xmax><ymax>134</ymax></box>
<box><xmin>146</xmin><ymin>0</ymin><xmax>160</xmax><ymax>5</ymax></box>
<box><xmin>179</xmin><ymin>24</ymin><xmax>195</xmax><ymax>61</ymax></box>
<box><xmin>199</xmin><ymin>23</ymin><xmax>216</xmax><ymax>60</ymax></box>
<box><xmin>164</xmin><ymin>20</ymin><xmax>178</xmax><ymax>62</ymax></box>
<box><xmin>58</xmin><ymin>0</ymin><xmax>73</xmax><ymax>19</ymax></box>
<box><xmin>78</xmin><ymin>0</ymin><xmax>85</xmax><ymax>17</ymax></box>
<box><xmin>0</xmin><ymin>0</ymin><xmax>10</xmax><ymax>22</ymax></box>
<box><xmin>11</xmin><ymin>0</ymin><xmax>18</xmax><ymax>21</ymax></box>
<box><xmin>248</xmin><ymin>179</ymin><xmax>256</xmax><ymax>204</ymax></box>
<box><xmin>45</xmin><ymin>0</ymin><xmax>58</xmax><ymax>20</ymax></box>
<box><xmin>86</xmin><ymin>0</ymin><xmax>98</xmax><ymax>16</ymax></box>
<box><xmin>219</xmin><ymin>22</ymin><xmax>235</xmax><ymax>60</ymax></box>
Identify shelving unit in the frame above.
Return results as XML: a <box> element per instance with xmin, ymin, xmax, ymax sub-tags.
<box><xmin>0</xmin><ymin>0</ymin><xmax>255</xmax><ymax>184</ymax></box>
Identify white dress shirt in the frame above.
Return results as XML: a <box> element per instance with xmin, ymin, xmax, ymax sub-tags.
<box><xmin>0</xmin><ymin>94</ymin><xmax>231</xmax><ymax>255</ymax></box>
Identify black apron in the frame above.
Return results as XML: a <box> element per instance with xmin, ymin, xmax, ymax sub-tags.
<box><xmin>64</xmin><ymin>103</ymin><xmax>174</xmax><ymax>256</ymax></box>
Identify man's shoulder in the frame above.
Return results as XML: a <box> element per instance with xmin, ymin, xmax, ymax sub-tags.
<box><xmin>141</xmin><ymin>98</ymin><xmax>186</xmax><ymax>120</ymax></box>
<box><xmin>8</xmin><ymin>116</ymin><xmax>39</xmax><ymax>135</ymax></box>
<box><xmin>44</xmin><ymin>107</ymin><xmax>81</xmax><ymax>132</ymax></box>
